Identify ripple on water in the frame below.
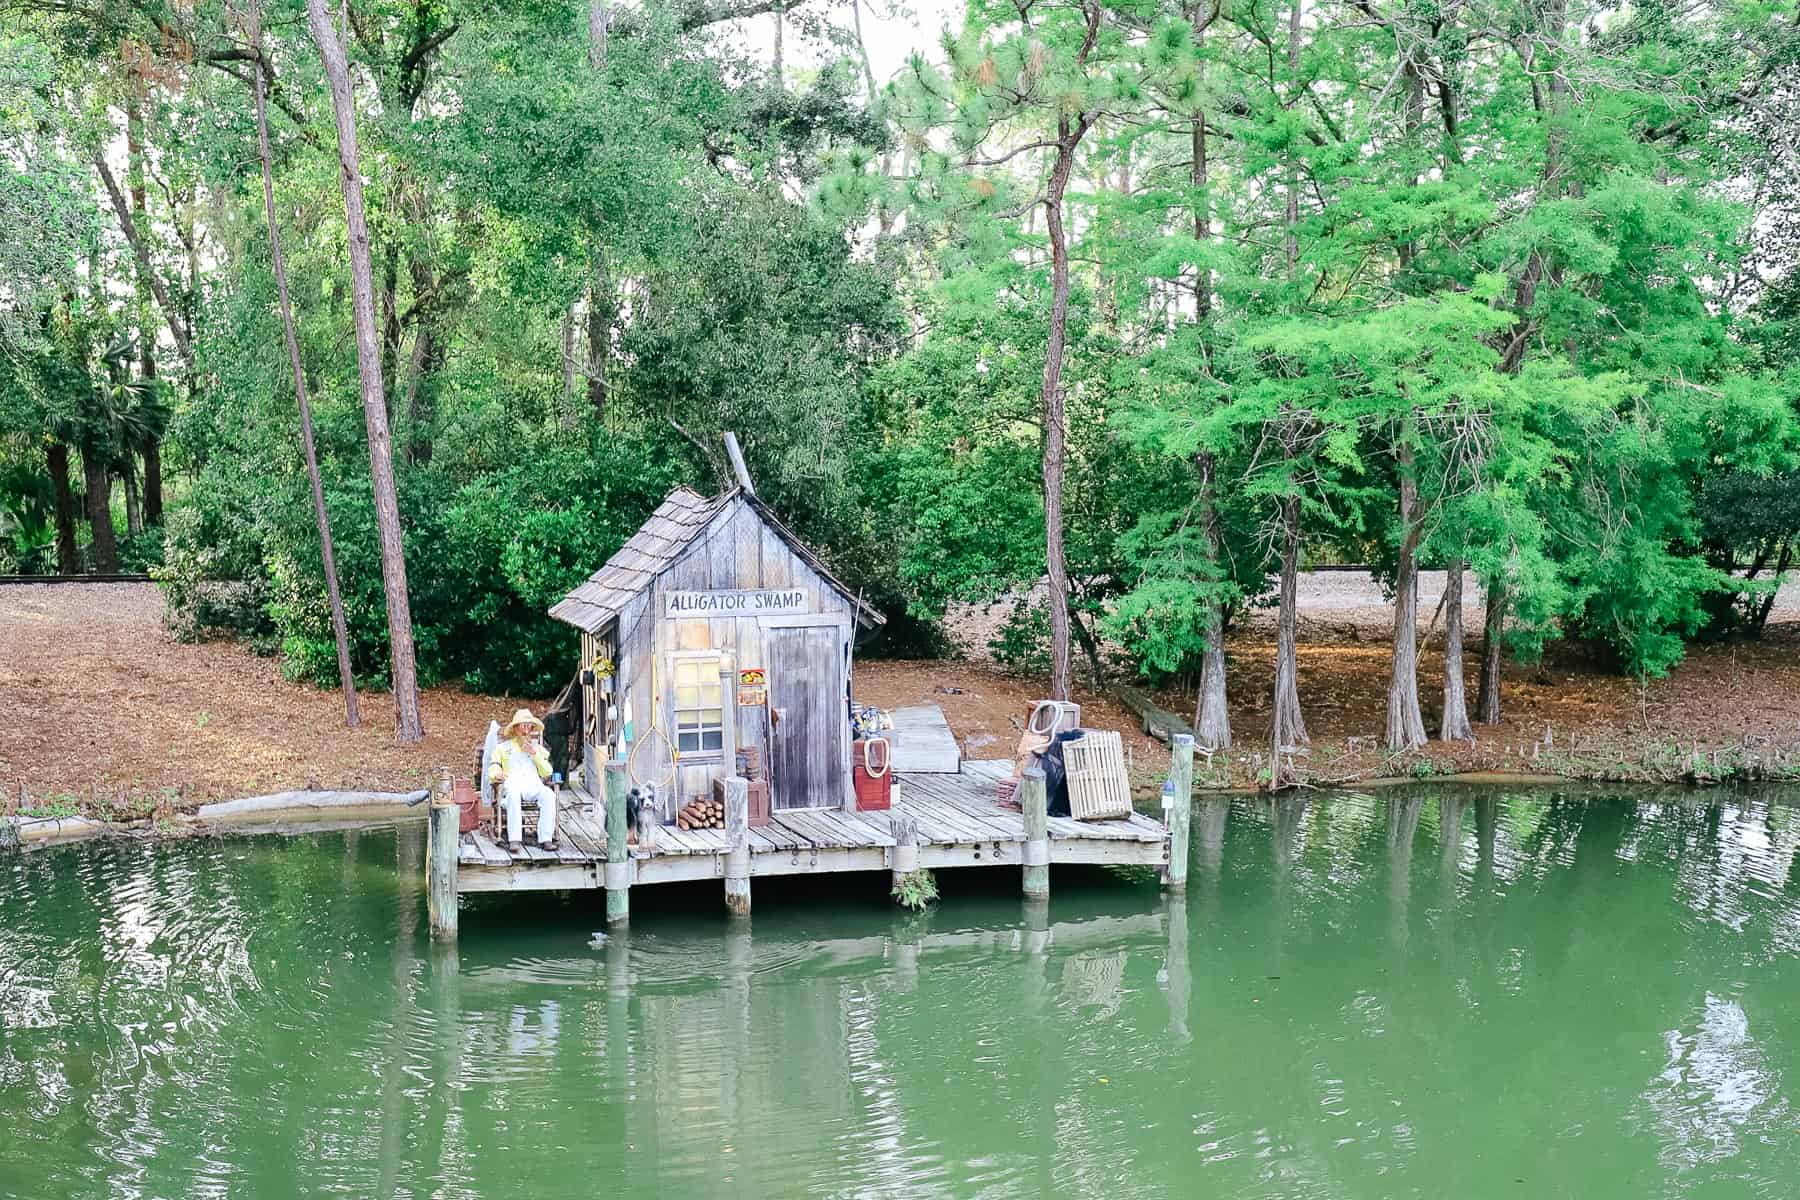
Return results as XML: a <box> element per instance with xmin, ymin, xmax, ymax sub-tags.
<box><xmin>9</xmin><ymin>791</ymin><xmax>1800</xmax><ymax>1199</ymax></box>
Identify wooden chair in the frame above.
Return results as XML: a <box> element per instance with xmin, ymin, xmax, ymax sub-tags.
<box><xmin>479</xmin><ymin>720</ymin><xmax>538</xmax><ymax>846</ymax></box>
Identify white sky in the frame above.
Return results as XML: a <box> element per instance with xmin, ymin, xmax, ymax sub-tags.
<box><xmin>718</xmin><ymin>0</ymin><xmax>961</xmax><ymax>90</ymax></box>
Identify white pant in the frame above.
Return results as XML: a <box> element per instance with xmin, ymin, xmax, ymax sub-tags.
<box><xmin>503</xmin><ymin>775</ymin><xmax>557</xmax><ymax>846</ymax></box>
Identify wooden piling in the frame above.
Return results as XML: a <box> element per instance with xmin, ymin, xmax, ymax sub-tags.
<box><xmin>722</xmin><ymin>776</ymin><xmax>751</xmax><ymax>916</ymax></box>
<box><xmin>891</xmin><ymin>918</ymin><xmax>922</xmax><ymax>991</ymax></box>
<box><xmin>1021</xmin><ymin>766</ymin><xmax>1049</xmax><ymax>900</ymax></box>
<box><xmin>1165</xmin><ymin>733</ymin><xmax>1194</xmax><ymax>891</ymax></box>
<box><xmin>1162</xmin><ymin>891</ymin><xmax>1190</xmax><ymax>1042</ymax></box>
<box><xmin>426</xmin><ymin>785</ymin><xmax>459</xmax><ymax>941</ymax></box>
<box><xmin>605</xmin><ymin>762</ymin><xmax>630</xmax><ymax>925</ymax></box>
<box><xmin>890</xmin><ymin>810</ymin><xmax>919</xmax><ymax>901</ymax></box>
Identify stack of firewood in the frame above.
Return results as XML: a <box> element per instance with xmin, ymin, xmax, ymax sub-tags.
<box><xmin>677</xmin><ymin>797</ymin><xmax>724</xmax><ymax>830</ymax></box>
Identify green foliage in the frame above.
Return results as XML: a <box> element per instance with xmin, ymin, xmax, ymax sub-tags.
<box><xmin>890</xmin><ymin>868</ymin><xmax>939</xmax><ymax>911</ymax></box>
<box><xmin>9</xmin><ymin>0</ymin><xmax>1800</xmax><ymax>724</ymax></box>
<box><xmin>167</xmin><ymin>431</ymin><xmax>690</xmax><ymax>695</ymax></box>
<box><xmin>988</xmin><ymin>599</ymin><xmax>1051</xmax><ymax>677</ymax></box>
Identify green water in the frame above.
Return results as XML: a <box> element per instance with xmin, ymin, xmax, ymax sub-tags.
<box><xmin>6</xmin><ymin>787</ymin><xmax>1800</xmax><ymax>1199</ymax></box>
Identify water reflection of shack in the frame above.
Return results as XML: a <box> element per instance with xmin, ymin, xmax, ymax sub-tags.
<box><xmin>549</xmin><ymin>484</ymin><xmax>885</xmax><ymax>817</ymax></box>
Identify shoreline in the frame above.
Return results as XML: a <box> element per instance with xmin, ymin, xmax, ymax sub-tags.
<box><xmin>4</xmin><ymin>789</ymin><xmax>430</xmax><ymax>850</ymax></box>
<box><xmin>10</xmin><ymin>583</ymin><xmax>1800</xmax><ymax>827</ymax></box>
<box><xmin>10</xmin><ymin>769</ymin><xmax>1796</xmax><ymax>853</ymax></box>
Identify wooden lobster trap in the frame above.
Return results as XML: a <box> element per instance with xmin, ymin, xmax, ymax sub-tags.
<box><xmin>1062</xmin><ymin>730</ymin><xmax>1133</xmax><ymax>821</ymax></box>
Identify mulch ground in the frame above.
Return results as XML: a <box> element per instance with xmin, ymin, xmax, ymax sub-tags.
<box><xmin>0</xmin><ymin>583</ymin><xmax>520</xmax><ymax>809</ymax></box>
<box><xmin>5</xmin><ymin>582</ymin><xmax>1798</xmax><ymax>815</ymax></box>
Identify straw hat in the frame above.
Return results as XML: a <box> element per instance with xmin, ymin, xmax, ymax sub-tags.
<box><xmin>502</xmin><ymin>708</ymin><xmax>544</xmax><ymax>739</ymax></box>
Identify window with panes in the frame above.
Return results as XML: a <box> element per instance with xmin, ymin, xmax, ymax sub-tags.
<box><xmin>673</xmin><ymin>655</ymin><xmax>724</xmax><ymax>754</ymax></box>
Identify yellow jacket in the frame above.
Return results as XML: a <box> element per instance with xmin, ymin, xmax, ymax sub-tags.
<box><xmin>489</xmin><ymin>737</ymin><xmax>552</xmax><ymax>784</ymax></box>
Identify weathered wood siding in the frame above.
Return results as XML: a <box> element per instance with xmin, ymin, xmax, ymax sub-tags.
<box><xmin>766</xmin><ymin>623</ymin><xmax>847</xmax><ymax>809</ymax></box>
<box><xmin>590</xmin><ymin>497</ymin><xmax>856</xmax><ymax>815</ymax></box>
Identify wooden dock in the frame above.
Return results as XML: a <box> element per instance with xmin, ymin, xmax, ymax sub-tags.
<box><xmin>451</xmin><ymin>760</ymin><xmax>1168</xmax><ymax>896</ymax></box>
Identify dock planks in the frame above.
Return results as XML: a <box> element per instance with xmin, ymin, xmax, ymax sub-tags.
<box><xmin>887</xmin><ymin>704</ymin><xmax>962</xmax><ymax>774</ymax></box>
<box><xmin>457</xmin><ymin>764</ymin><xmax>1167</xmax><ymax>891</ymax></box>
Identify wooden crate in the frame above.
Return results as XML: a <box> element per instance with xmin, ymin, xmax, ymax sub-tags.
<box><xmin>1063</xmin><ymin>731</ymin><xmax>1132</xmax><ymax>821</ymax></box>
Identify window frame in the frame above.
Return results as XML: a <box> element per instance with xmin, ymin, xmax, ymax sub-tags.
<box><xmin>667</xmin><ymin>651</ymin><xmax>728</xmax><ymax>760</ymax></box>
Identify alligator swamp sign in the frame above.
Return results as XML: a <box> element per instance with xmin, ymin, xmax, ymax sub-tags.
<box><xmin>664</xmin><ymin>588</ymin><xmax>811</xmax><ymax>617</ymax></box>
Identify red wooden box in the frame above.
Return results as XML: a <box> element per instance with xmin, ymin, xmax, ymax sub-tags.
<box><xmin>853</xmin><ymin>738</ymin><xmax>893</xmax><ymax>811</ymax></box>
<box><xmin>451</xmin><ymin>777</ymin><xmax>480</xmax><ymax>834</ymax></box>
<box><xmin>717</xmin><ymin>775</ymin><xmax>771</xmax><ymax>827</ymax></box>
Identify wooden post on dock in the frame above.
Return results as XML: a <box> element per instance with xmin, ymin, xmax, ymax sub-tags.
<box><xmin>1021</xmin><ymin>766</ymin><xmax>1049</xmax><ymax>900</ymax></box>
<box><xmin>890</xmin><ymin>810</ymin><xmax>919</xmax><ymax>901</ymax></box>
<box><xmin>1164</xmin><ymin>733</ymin><xmax>1194</xmax><ymax>891</ymax></box>
<box><xmin>605</xmin><ymin>762</ymin><xmax>630</xmax><ymax>926</ymax></box>
<box><xmin>427</xmin><ymin>783</ymin><xmax>459</xmax><ymax>941</ymax></box>
<box><xmin>722</xmin><ymin>776</ymin><xmax>751</xmax><ymax>916</ymax></box>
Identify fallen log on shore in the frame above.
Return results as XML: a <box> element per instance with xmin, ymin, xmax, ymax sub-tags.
<box><xmin>1114</xmin><ymin>685</ymin><xmax>1196</xmax><ymax>746</ymax></box>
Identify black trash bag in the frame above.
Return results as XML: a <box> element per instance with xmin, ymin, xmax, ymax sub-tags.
<box><xmin>542</xmin><ymin>673</ymin><xmax>585</xmax><ymax>780</ymax></box>
<box><xmin>1039</xmin><ymin>729</ymin><xmax>1087</xmax><ymax>818</ymax></box>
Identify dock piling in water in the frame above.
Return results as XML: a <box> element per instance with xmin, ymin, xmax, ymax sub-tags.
<box><xmin>1164</xmin><ymin>734</ymin><xmax>1194</xmax><ymax>891</ymax></box>
<box><xmin>1021</xmin><ymin>767</ymin><xmax>1049</xmax><ymax>900</ymax></box>
<box><xmin>605</xmin><ymin>763</ymin><xmax>630</xmax><ymax>925</ymax></box>
<box><xmin>889</xmin><ymin>810</ymin><xmax>919</xmax><ymax>902</ymax></box>
<box><xmin>722</xmin><ymin>776</ymin><xmax>750</xmax><ymax>916</ymax></box>
<box><xmin>427</xmin><ymin>789</ymin><xmax>459</xmax><ymax>941</ymax></box>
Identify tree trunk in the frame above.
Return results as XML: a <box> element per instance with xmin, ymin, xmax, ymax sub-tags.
<box><xmin>587</xmin><ymin>256</ymin><xmax>611</xmax><ymax>421</ymax></box>
<box><xmin>1190</xmin><ymin>112</ymin><xmax>1210</xmax><ymax>320</ymax></box>
<box><xmin>403</xmin><ymin>252</ymin><xmax>443</xmax><ymax>465</ymax></box>
<box><xmin>93</xmin><ymin>157</ymin><xmax>192</xmax><ymax>373</ymax></box>
<box><xmin>128</xmin><ymin>91</ymin><xmax>158</xmax><ymax>384</ymax></box>
<box><xmin>182</xmin><ymin>188</ymin><xmax>200</xmax><ymax>348</ymax></box>
<box><xmin>47</xmin><ymin>442</ymin><xmax>81</xmax><ymax>574</ymax></box>
<box><xmin>772</xmin><ymin>2</ymin><xmax>784</xmax><ymax>89</ymax></box>
<box><xmin>851</xmin><ymin>0</ymin><xmax>879</xmax><ymax>106</ymax></box>
<box><xmin>253</xmin><ymin>32</ymin><xmax>362</xmax><ymax>730</ymax></box>
<box><xmin>1194</xmin><ymin>453</ymin><xmax>1231</xmax><ymax>750</ymax></box>
<box><xmin>1440</xmin><ymin>559</ymin><xmax>1474</xmax><ymax>741</ymax></box>
<box><xmin>122</xmin><ymin>455</ymin><xmax>143</xmax><ymax>537</ymax></box>
<box><xmin>560</xmin><ymin>303</ymin><xmax>579</xmax><ymax>429</ymax></box>
<box><xmin>1188</xmin><ymin>10</ymin><xmax>1228</xmax><ymax>750</ymax></box>
<box><xmin>1500</xmin><ymin>0</ymin><xmax>1568</xmax><ymax>374</ymax></box>
<box><xmin>1070</xmin><ymin>607</ymin><xmax>1106</xmax><ymax>692</ymax></box>
<box><xmin>1283</xmin><ymin>0</ymin><xmax>1303</xmax><ymax>275</ymax></box>
<box><xmin>588</xmin><ymin>0</ymin><xmax>609</xmax><ymax>70</ymax></box>
<box><xmin>1272</xmin><ymin>2</ymin><xmax>1307</xmax><ymax>781</ymax></box>
<box><xmin>80</xmin><ymin>443</ymin><xmax>118</xmax><ymax>573</ymax></box>
<box><xmin>1385</xmin><ymin>437</ymin><xmax>1427</xmax><ymax>751</ymax></box>
<box><xmin>584</xmin><ymin>0</ymin><xmax>611</xmax><ymax>426</ymax></box>
<box><xmin>406</xmin><ymin>331</ymin><xmax>442</xmax><ymax>465</ymax></box>
<box><xmin>1041</xmin><ymin>124</ymin><xmax>1084</xmax><ymax>702</ymax></box>
<box><xmin>142</xmin><ymin>436</ymin><xmax>163</xmax><ymax>526</ymax></box>
<box><xmin>308</xmin><ymin>0</ymin><xmax>424</xmax><ymax>742</ymax></box>
<box><xmin>1475</xmin><ymin>577</ymin><xmax>1505</xmax><ymax>724</ymax></box>
<box><xmin>381</xmin><ymin>242</ymin><xmax>402</xmax><ymax>418</ymax></box>
<box><xmin>1754</xmin><ymin>540</ymin><xmax>1791</xmax><ymax>635</ymax></box>
<box><xmin>1269</xmin><ymin>492</ymin><xmax>1308</xmax><ymax>786</ymax></box>
<box><xmin>126</xmin><ymin>88</ymin><xmax>166</xmax><ymax>530</ymax></box>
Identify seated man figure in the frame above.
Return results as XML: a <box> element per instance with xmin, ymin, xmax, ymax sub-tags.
<box><xmin>490</xmin><ymin>708</ymin><xmax>558</xmax><ymax>853</ymax></box>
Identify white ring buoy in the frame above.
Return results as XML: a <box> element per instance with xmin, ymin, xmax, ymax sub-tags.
<box><xmin>862</xmin><ymin>736</ymin><xmax>891</xmax><ymax>777</ymax></box>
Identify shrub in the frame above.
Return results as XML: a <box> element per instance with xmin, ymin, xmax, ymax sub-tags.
<box><xmin>164</xmin><ymin>428</ymin><xmax>693</xmax><ymax>698</ymax></box>
<box><xmin>988</xmin><ymin>597</ymin><xmax>1050</xmax><ymax>676</ymax></box>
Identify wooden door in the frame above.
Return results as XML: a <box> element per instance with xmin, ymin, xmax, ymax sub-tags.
<box><xmin>766</xmin><ymin>624</ymin><xmax>844</xmax><ymax>810</ymax></box>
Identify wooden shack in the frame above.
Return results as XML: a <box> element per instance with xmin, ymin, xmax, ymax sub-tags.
<box><xmin>550</xmin><ymin>485</ymin><xmax>884</xmax><ymax>818</ymax></box>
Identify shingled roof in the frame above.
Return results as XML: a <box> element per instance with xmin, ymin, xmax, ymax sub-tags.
<box><xmin>549</xmin><ymin>486</ymin><xmax>883</xmax><ymax>633</ymax></box>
